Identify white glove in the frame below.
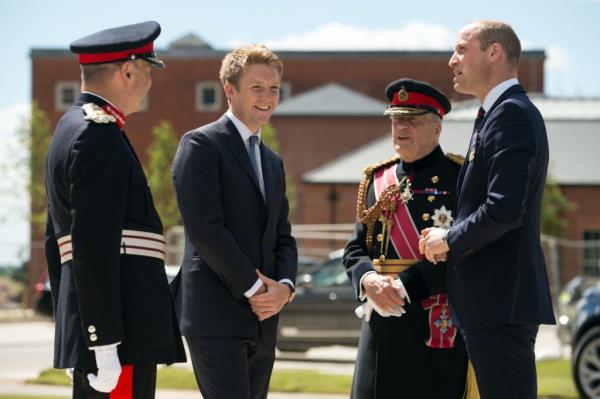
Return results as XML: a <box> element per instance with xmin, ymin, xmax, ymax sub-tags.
<box><xmin>87</xmin><ymin>344</ymin><xmax>122</xmax><ymax>393</ymax></box>
<box><xmin>355</xmin><ymin>277</ymin><xmax>410</xmax><ymax>321</ymax></box>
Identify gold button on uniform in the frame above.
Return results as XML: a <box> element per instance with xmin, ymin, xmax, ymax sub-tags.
<box><xmin>427</xmin><ymin>195</ymin><xmax>435</xmax><ymax>203</ymax></box>
<box><xmin>377</xmin><ymin>234</ymin><xmax>383</xmax><ymax>242</ymax></box>
<box><xmin>431</xmin><ymin>176</ymin><xmax>439</xmax><ymax>184</ymax></box>
<box><xmin>90</xmin><ymin>334</ymin><xmax>98</xmax><ymax>342</ymax></box>
<box><xmin>422</xmin><ymin>213</ymin><xmax>430</xmax><ymax>221</ymax></box>
<box><xmin>379</xmin><ymin>255</ymin><xmax>386</xmax><ymax>263</ymax></box>
<box><xmin>88</xmin><ymin>325</ymin><xmax>96</xmax><ymax>333</ymax></box>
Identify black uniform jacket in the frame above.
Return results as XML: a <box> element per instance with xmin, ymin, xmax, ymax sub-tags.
<box><xmin>44</xmin><ymin>92</ymin><xmax>185</xmax><ymax>369</ymax></box>
<box><xmin>343</xmin><ymin>147</ymin><xmax>471</xmax><ymax>399</ymax></box>
<box><xmin>171</xmin><ymin>115</ymin><xmax>297</xmax><ymax>347</ymax></box>
<box><xmin>447</xmin><ymin>85</ymin><xmax>556</xmax><ymax>329</ymax></box>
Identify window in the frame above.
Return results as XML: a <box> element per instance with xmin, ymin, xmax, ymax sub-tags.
<box><xmin>583</xmin><ymin>230</ymin><xmax>600</xmax><ymax>275</ymax></box>
<box><xmin>55</xmin><ymin>82</ymin><xmax>80</xmax><ymax>111</ymax></box>
<box><xmin>279</xmin><ymin>81</ymin><xmax>292</xmax><ymax>102</ymax></box>
<box><xmin>196</xmin><ymin>82</ymin><xmax>222</xmax><ymax>112</ymax></box>
<box><xmin>140</xmin><ymin>95</ymin><xmax>149</xmax><ymax>112</ymax></box>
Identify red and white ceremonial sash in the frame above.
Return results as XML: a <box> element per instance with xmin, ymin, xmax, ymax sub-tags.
<box><xmin>373</xmin><ymin>163</ymin><xmax>422</xmax><ymax>260</ymax></box>
<box><xmin>57</xmin><ymin>229</ymin><xmax>165</xmax><ymax>264</ymax></box>
<box><xmin>374</xmin><ymin>163</ymin><xmax>456</xmax><ymax>349</ymax></box>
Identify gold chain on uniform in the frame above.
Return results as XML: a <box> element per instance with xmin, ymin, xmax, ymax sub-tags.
<box><xmin>356</xmin><ymin>155</ymin><xmax>407</xmax><ymax>252</ymax></box>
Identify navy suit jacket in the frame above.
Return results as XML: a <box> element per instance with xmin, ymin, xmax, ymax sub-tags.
<box><xmin>172</xmin><ymin>115</ymin><xmax>297</xmax><ymax>346</ymax></box>
<box><xmin>446</xmin><ymin>85</ymin><xmax>556</xmax><ymax>329</ymax></box>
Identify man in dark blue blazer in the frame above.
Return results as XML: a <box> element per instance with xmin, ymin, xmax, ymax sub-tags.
<box><xmin>172</xmin><ymin>44</ymin><xmax>297</xmax><ymax>399</ymax></box>
<box><xmin>420</xmin><ymin>20</ymin><xmax>556</xmax><ymax>398</ymax></box>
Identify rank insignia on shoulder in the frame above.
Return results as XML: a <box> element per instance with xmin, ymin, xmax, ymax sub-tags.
<box><xmin>432</xmin><ymin>205</ymin><xmax>453</xmax><ymax>228</ymax></box>
<box><xmin>82</xmin><ymin>103</ymin><xmax>116</xmax><ymax>124</ymax></box>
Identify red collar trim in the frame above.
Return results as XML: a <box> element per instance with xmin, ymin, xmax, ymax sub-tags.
<box><xmin>100</xmin><ymin>103</ymin><xmax>125</xmax><ymax>129</ymax></box>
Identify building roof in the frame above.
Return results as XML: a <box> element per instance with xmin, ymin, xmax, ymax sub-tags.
<box><xmin>303</xmin><ymin>97</ymin><xmax>600</xmax><ymax>185</ymax></box>
<box><xmin>29</xmin><ymin>43</ymin><xmax>546</xmax><ymax>60</ymax></box>
<box><xmin>275</xmin><ymin>83</ymin><xmax>388</xmax><ymax>116</ymax></box>
<box><xmin>447</xmin><ymin>95</ymin><xmax>600</xmax><ymax>121</ymax></box>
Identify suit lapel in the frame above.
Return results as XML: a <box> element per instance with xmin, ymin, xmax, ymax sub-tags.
<box><xmin>260</xmin><ymin>145</ymin><xmax>274</xmax><ymax>207</ymax></box>
<box><xmin>455</xmin><ymin>84</ymin><xmax>526</xmax><ymax>206</ymax></box>
<box><xmin>221</xmin><ymin>116</ymin><xmax>264</xmax><ymax>200</ymax></box>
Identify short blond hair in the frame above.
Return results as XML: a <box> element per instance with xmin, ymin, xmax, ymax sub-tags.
<box><xmin>472</xmin><ymin>20</ymin><xmax>521</xmax><ymax>68</ymax></box>
<box><xmin>219</xmin><ymin>44</ymin><xmax>283</xmax><ymax>88</ymax></box>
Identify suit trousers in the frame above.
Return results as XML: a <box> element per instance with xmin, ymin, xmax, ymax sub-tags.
<box><xmin>72</xmin><ymin>364</ymin><xmax>156</xmax><ymax>399</ymax></box>
<box><xmin>186</xmin><ymin>334</ymin><xmax>276</xmax><ymax>399</ymax></box>
<box><xmin>461</xmin><ymin>324</ymin><xmax>539</xmax><ymax>399</ymax></box>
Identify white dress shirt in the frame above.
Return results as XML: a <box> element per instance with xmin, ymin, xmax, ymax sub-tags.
<box><xmin>482</xmin><ymin>78</ymin><xmax>519</xmax><ymax>112</ymax></box>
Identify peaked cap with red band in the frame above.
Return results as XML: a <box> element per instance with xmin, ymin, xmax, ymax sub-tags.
<box><xmin>70</xmin><ymin>21</ymin><xmax>165</xmax><ymax>68</ymax></box>
<box><xmin>384</xmin><ymin>78</ymin><xmax>451</xmax><ymax>119</ymax></box>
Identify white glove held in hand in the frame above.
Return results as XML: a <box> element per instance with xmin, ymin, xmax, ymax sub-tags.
<box><xmin>355</xmin><ymin>277</ymin><xmax>410</xmax><ymax>322</ymax></box>
<box><xmin>87</xmin><ymin>344</ymin><xmax>121</xmax><ymax>393</ymax></box>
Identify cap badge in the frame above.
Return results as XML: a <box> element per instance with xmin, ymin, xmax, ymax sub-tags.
<box><xmin>82</xmin><ymin>103</ymin><xmax>116</xmax><ymax>125</ymax></box>
<box><xmin>397</xmin><ymin>85</ymin><xmax>409</xmax><ymax>102</ymax></box>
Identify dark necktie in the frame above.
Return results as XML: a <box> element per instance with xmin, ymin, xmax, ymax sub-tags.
<box><xmin>248</xmin><ymin>135</ymin><xmax>265</xmax><ymax>198</ymax></box>
<box><xmin>468</xmin><ymin>107</ymin><xmax>485</xmax><ymax>162</ymax></box>
<box><xmin>473</xmin><ymin>107</ymin><xmax>486</xmax><ymax>133</ymax></box>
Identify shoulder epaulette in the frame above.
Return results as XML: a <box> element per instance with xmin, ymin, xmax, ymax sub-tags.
<box><xmin>81</xmin><ymin>103</ymin><xmax>116</xmax><ymax>125</ymax></box>
<box><xmin>446</xmin><ymin>153</ymin><xmax>465</xmax><ymax>166</ymax></box>
<box><xmin>357</xmin><ymin>156</ymin><xmax>400</xmax><ymax>214</ymax></box>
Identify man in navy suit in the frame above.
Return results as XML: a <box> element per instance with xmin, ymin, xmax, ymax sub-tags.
<box><xmin>420</xmin><ymin>20</ymin><xmax>556</xmax><ymax>398</ymax></box>
<box><xmin>172</xmin><ymin>44</ymin><xmax>297</xmax><ymax>399</ymax></box>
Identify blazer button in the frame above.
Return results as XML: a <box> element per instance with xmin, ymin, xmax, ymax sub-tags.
<box><xmin>88</xmin><ymin>325</ymin><xmax>96</xmax><ymax>333</ymax></box>
<box><xmin>90</xmin><ymin>334</ymin><xmax>98</xmax><ymax>342</ymax></box>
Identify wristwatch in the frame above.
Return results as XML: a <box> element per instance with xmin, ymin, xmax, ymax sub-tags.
<box><xmin>281</xmin><ymin>281</ymin><xmax>295</xmax><ymax>304</ymax></box>
<box><xmin>442</xmin><ymin>229</ymin><xmax>450</xmax><ymax>249</ymax></box>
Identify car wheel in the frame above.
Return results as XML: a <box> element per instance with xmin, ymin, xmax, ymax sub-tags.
<box><xmin>573</xmin><ymin>326</ymin><xmax>600</xmax><ymax>399</ymax></box>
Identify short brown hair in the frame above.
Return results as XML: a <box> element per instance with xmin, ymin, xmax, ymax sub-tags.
<box><xmin>219</xmin><ymin>44</ymin><xmax>283</xmax><ymax>88</ymax></box>
<box><xmin>80</xmin><ymin>61</ymin><xmax>125</xmax><ymax>85</ymax></box>
<box><xmin>473</xmin><ymin>21</ymin><xmax>521</xmax><ymax>68</ymax></box>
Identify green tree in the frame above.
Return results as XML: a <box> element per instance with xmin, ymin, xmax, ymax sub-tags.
<box><xmin>542</xmin><ymin>175</ymin><xmax>575</xmax><ymax>236</ymax></box>
<box><xmin>261</xmin><ymin>123</ymin><xmax>297</xmax><ymax>214</ymax></box>
<box><xmin>146</xmin><ymin>120</ymin><xmax>181</xmax><ymax>230</ymax></box>
<box><xmin>17</xmin><ymin>102</ymin><xmax>51</xmax><ymax>237</ymax></box>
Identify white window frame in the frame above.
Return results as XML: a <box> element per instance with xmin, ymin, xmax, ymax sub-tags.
<box><xmin>279</xmin><ymin>81</ymin><xmax>292</xmax><ymax>102</ymax></box>
<box><xmin>55</xmin><ymin>81</ymin><xmax>81</xmax><ymax>111</ymax></box>
<box><xmin>195</xmin><ymin>82</ymin><xmax>222</xmax><ymax>112</ymax></box>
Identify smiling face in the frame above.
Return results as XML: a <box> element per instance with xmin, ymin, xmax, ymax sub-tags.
<box><xmin>225</xmin><ymin>63</ymin><xmax>281</xmax><ymax>132</ymax></box>
<box><xmin>449</xmin><ymin>23</ymin><xmax>492</xmax><ymax>102</ymax></box>
<box><xmin>391</xmin><ymin>113</ymin><xmax>441</xmax><ymax>162</ymax></box>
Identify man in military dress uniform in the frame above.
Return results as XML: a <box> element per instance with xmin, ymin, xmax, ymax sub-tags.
<box><xmin>44</xmin><ymin>21</ymin><xmax>185</xmax><ymax>399</ymax></box>
<box><xmin>343</xmin><ymin>79</ymin><xmax>478</xmax><ymax>399</ymax></box>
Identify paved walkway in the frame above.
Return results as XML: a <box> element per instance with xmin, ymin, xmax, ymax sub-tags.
<box><xmin>0</xmin><ymin>380</ymin><xmax>348</xmax><ymax>399</ymax></box>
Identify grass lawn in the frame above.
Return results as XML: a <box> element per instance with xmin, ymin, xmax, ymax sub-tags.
<box><xmin>28</xmin><ymin>359</ymin><xmax>579</xmax><ymax>397</ymax></box>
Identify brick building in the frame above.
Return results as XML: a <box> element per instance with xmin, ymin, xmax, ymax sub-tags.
<box><xmin>30</xmin><ymin>34</ymin><xmax>546</xmax><ymax>221</ymax></box>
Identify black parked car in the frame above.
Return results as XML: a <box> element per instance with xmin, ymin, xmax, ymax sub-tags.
<box><xmin>277</xmin><ymin>249</ymin><xmax>362</xmax><ymax>352</ymax></box>
<box><xmin>571</xmin><ymin>282</ymin><xmax>600</xmax><ymax>399</ymax></box>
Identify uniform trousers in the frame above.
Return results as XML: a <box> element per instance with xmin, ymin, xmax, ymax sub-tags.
<box><xmin>72</xmin><ymin>364</ymin><xmax>156</xmax><ymax>399</ymax></box>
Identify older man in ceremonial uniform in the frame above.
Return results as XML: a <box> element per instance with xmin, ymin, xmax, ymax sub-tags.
<box><xmin>343</xmin><ymin>79</ymin><xmax>478</xmax><ymax>399</ymax></box>
<box><xmin>44</xmin><ymin>21</ymin><xmax>185</xmax><ymax>399</ymax></box>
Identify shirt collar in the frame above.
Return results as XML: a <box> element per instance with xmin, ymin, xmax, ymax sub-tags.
<box><xmin>482</xmin><ymin>78</ymin><xmax>519</xmax><ymax>112</ymax></box>
<box><xmin>225</xmin><ymin>110</ymin><xmax>262</xmax><ymax>144</ymax></box>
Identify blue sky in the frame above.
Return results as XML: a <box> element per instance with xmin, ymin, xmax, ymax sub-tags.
<box><xmin>0</xmin><ymin>0</ymin><xmax>599</xmax><ymax>264</ymax></box>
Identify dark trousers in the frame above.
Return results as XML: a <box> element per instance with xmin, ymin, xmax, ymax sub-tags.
<box><xmin>72</xmin><ymin>365</ymin><xmax>156</xmax><ymax>399</ymax></box>
<box><xmin>186</xmin><ymin>335</ymin><xmax>276</xmax><ymax>399</ymax></box>
<box><xmin>461</xmin><ymin>324</ymin><xmax>539</xmax><ymax>399</ymax></box>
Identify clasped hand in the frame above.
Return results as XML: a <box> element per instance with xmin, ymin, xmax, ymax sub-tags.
<box><xmin>362</xmin><ymin>273</ymin><xmax>406</xmax><ymax>316</ymax></box>
<box><xmin>248</xmin><ymin>270</ymin><xmax>291</xmax><ymax>321</ymax></box>
<box><xmin>419</xmin><ymin>227</ymin><xmax>449</xmax><ymax>264</ymax></box>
